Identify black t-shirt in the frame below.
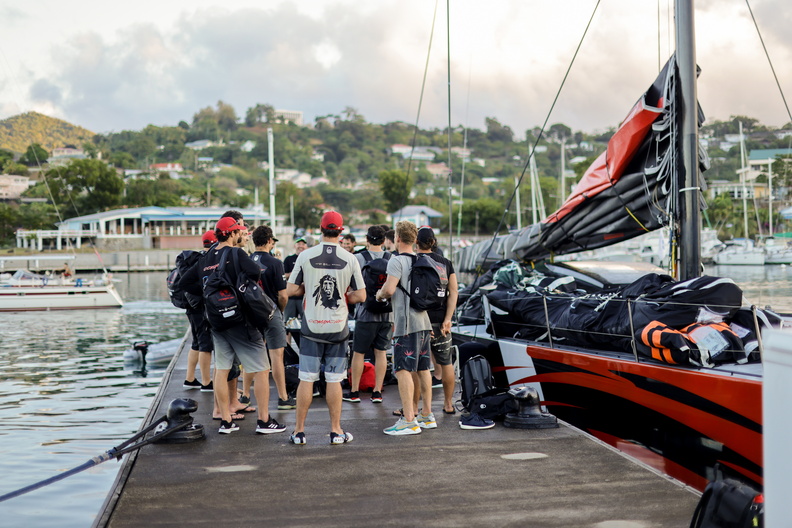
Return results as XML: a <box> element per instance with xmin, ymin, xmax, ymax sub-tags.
<box><xmin>251</xmin><ymin>251</ymin><xmax>286</xmax><ymax>305</ymax></box>
<box><xmin>283</xmin><ymin>254</ymin><xmax>298</xmax><ymax>274</ymax></box>
<box><xmin>422</xmin><ymin>252</ymin><xmax>455</xmax><ymax>324</ymax></box>
<box><xmin>178</xmin><ymin>246</ymin><xmax>261</xmax><ymax>299</ymax></box>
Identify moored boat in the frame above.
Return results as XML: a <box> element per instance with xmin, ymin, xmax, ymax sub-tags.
<box><xmin>0</xmin><ymin>257</ymin><xmax>123</xmax><ymax>311</ymax></box>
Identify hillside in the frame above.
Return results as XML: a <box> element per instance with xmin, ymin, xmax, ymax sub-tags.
<box><xmin>0</xmin><ymin>112</ymin><xmax>94</xmax><ymax>154</ymax></box>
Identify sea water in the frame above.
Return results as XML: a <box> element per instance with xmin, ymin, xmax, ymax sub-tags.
<box><xmin>0</xmin><ymin>273</ymin><xmax>186</xmax><ymax>527</ymax></box>
<box><xmin>0</xmin><ymin>266</ymin><xmax>791</xmax><ymax>527</ymax></box>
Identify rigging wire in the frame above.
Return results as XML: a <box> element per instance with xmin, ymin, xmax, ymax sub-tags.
<box><xmin>446</xmin><ymin>0</ymin><xmax>453</xmax><ymax>260</ymax></box>
<box><xmin>744</xmin><ymin>0</ymin><xmax>792</xmax><ymax>125</ymax></box>
<box><xmin>474</xmin><ymin>0</ymin><xmax>602</xmax><ymax>273</ymax></box>
<box><xmin>397</xmin><ymin>0</ymin><xmax>440</xmax><ymax>221</ymax></box>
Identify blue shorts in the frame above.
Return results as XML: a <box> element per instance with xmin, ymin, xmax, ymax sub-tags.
<box><xmin>393</xmin><ymin>331</ymin><xmax>431</xmax><ymax>373</ymax></box>
<box><xmin>298</xmin><ymin>338</ymin><xmax>348</xmax><ymax>383</ymax></box>
<box><xmin>212</xmin><ymin>325</ymin><xmax>270</xmax><ymax>373</ymax></box>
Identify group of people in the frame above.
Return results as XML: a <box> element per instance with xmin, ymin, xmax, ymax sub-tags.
<box><xmin>175</xmin><ymin>208</ymin><xmax>461</xmax><ymax>443</ymax></box>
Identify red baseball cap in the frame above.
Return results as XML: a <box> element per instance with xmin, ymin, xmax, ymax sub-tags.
<box><xmin>215</xmin><ymin>217</ymin><xmax>247</xmax><ymax>234</ymax></box>
<box><xmin>201</xmin><ymin>230</ymin><xmax>218</xmax><ymax>247</ymax></box>
<box><xmin>320</xmin><ymin>211</ymin><xmax>344</xmax><ymax>231</ymax></box>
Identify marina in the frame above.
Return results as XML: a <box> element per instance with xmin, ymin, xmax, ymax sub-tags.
<box><xmin>0</xmin><ymin>267</ymin><xmax>787</xmax><ymax>525</ymax></box>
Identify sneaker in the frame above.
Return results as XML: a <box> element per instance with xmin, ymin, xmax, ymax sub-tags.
<box><xmin>218</xmin><ymin>420</ymin><xmax>239</xmax><ymax>434</ymax></box>
<box><xmin>277</xmin><ymin>396</ymin><xmax>297</xmax><ymax>410</ymax></box>
<box><xmin>370</xmin><ymin>391</ymin><xmax>383</xmax><ymax>403</ymax></box>
<box><xmin>256</xmin><ymin>417</ymin><xmax>286</xmax><ymax>434</ymax></box>
<box><xmin>200</xmin><ymin>381</ymin><xmax>214</xmax><ymax>392</ymax></box>
<box><xmin>342</xmin><ymin>391</ymin><xmax>360</xmax><ymax>403</ymax></box>
<box><xmin>330</xmin><ymin>431</ymin><xmax>354</xmax><ymax>445</ymax></box>
<box><xmin>431</xmin><ymin>376</ymin><xmax>443</xmax><ymax>388</ymax></box>
<box><xmin>383</xmin><ymin>417</ymin><xmax>421</xmax><ymax>436</ymax></box>
<box><xmin>239</xmin><ymin>395</ymin><xmax>250</xmax><ymax>404</ymax></box>
<box><xmin>417</xmin><ymin>412</ymin><xmax>438</xmax><ymax>429</ymax></box>
<box><xmin>459</xmin><ymin>413</ymin><xmax>495</xmax><ymax>430</ymax></box>
<box><xmin>290</xmin><ymin>431</ymin><xmax>307</xmax><ymax>445</ymax></box>
<box><xmin>183</xmin><ymin>378</ymin><xmax>201</xmax><ymax>389</ymax></box>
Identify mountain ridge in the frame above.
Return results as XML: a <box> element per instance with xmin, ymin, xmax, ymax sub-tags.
<box><xmin>0</xmin><ymin>112</ymin><xmax>95</xmax><ymax>154</ymax></box>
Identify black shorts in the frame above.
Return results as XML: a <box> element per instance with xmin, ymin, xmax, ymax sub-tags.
<box><xmin>187</xmin><ymin>312</ymin><xmax>213</xmax><ymax>352</ymax></box>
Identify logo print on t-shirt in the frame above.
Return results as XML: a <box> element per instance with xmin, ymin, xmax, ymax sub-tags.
<box><xmin>313</xmin><ymin>274</ymin><xmax>342</xmax><ymax>309</ymax></box>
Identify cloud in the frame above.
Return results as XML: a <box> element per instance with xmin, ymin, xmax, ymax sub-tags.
<box><xmin>15</xmin><ymin>0</ymin><xmax>792</xmax><ymax>135</ymax></box>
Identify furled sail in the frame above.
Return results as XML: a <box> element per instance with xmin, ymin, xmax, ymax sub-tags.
<box><xmin>508</xmin><ymin>55</ymin><xmax>708</xmax><ymax>262</ymax></box>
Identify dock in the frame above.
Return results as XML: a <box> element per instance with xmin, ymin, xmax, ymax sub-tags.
<box><xmin>95</xmin><ymin>342</ymin><xmax>700</xmax><ymax>527</ymax></box>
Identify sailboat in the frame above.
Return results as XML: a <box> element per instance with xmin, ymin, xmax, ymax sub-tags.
<box><xmin>453</xmin><ymin>0</ymin><xmax>778</xmax><ymax>492</ymax></box>
<box><xmin>712</xmin><ymin>122</ymin><xmax>766</xmax><ymax>265</ymax></box>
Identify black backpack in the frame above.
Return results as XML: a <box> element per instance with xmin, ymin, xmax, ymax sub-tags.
<box><xmin>460</xmin><ymin>354</ymin><xmax>518</xmax><ymax>419</ymax></box>
<box><xmin>202</xmin><ymin>247</ymin><xmax>245</xmax><ymax>331</ymax></box>
<box><xmin>399</xmin><ymin>253</ymin><xmax>449</xmax><ymax>312</ymax></box>
<box><xmin>690</xmin><ymin>477</ymin><xmax>763</xmax><ymax>528</ymax></box>
<box><xmin>361</xmin><ymin>250</ymin><xmax>392</xmax><ymax>314</ymax></box>
<box><xmin>166</xmin><ymin>250</ymin><xmax>202</xmax><ymax>309</ymax></box>
<box><xmin>231</xmin><ymin>249</ymin><xmax>277</xmax><ymax>328</ymax></box>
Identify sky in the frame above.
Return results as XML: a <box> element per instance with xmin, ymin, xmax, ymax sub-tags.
<box><xmin>0</xmin><ymin>0</ymin><xmax>790</xmax><ymax>137</ymax></box>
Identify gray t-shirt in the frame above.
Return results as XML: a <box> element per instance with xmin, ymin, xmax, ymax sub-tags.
<box><xmin>387</xmin><ymin>253</ymin><xmax>431</xmax><ymax>338</ymax></box>
<box><xmin>354</xmin><ymin>249</ymin><xmax>393</xmax><ymax>323</ymax></box>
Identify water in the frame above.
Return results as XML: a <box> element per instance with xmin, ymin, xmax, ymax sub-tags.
<box><xmin>0</xmin><ymin>273</ymin><xmax>186</xmax><ymax>527</ymax></box>
<box><xmin>1</xmin><ymin>267</ymin><xmax>791</xmax><ymax>527</ymax></box>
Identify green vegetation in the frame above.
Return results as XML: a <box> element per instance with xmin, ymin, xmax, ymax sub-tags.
<box><xmin>0</xmin><ymin>106</ymin><xmax>790</xmax><ymax>246</ymax></box>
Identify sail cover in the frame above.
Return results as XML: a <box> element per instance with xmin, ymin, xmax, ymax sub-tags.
<box><xmin>509</xmin><ymin>55</ymin><xmax>706</xmax><ymax>262</ymax></box>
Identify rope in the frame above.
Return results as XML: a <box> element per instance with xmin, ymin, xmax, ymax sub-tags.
<box><xmin>0</xmin><ymin>415</ymin><xmax>192</xmax><ymax>503</ymax></box>
<box><xmin>474</xmin><ymin>0</ymin><xmax>602</xmax><ymax>272</ymax></box>
<box><xmin>744</xmin><ymin>0</ymin><xmax>792</xmax><ymax>124</ymax></box>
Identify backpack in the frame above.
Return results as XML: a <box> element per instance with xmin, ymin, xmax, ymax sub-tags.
<box><xmin>399</xmin><ymin>253</ymin><xmax>449</xmax><ymax>312</ymax></box>
<box><xmin>361</xmin><ymin>250</ymin><xmax>393</xmax><ymax>314</ymax></box>
<box><xmin>459</xmin><ymin>354</ymin><xmax>518</xmax><ymax>419</ymax></box>
<box><xmin>202</xmin><ymin>247</ymin><xmax>245</xmax><ymax>331</ymax></box>
<box><xmin>460</xmin><ymin>354</ymin><xmax>494</xmax><ymax>410</ymax></box>
<box><xmin>166</xmin><ymin>250</ymin><xmax>203</xmax><ymax>309</ymax></box>
<box><xmin>689</xmin><ymin>477</ymin><xmax>763</xmax><ymax>528</ymax></box>
<box><xmin>231</xmin><ymin>249</ymin><xmax>277</xmax><ymax>328</ymax></box>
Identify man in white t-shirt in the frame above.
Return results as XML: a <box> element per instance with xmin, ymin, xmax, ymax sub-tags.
<box><xmin>286</xmin><ymin>211</ymin><xmax>366</xmax><ymax>445</ymax></box>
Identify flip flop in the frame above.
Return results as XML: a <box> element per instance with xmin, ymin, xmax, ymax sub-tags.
<box><xmin>392</xmin><ymin>408</ymin><xmax>403</xmax><ymax>416</ymax></box>
<box><xmin>443</xmin><ymin>408</ymin><xmax>456</xmax><ymax>415</ymax></box>
<box><xmin>213</xmin><ymin>412</ymin><xmax>245</xmax><ymax>421</ymax></box>
<box><xmin>237</xmin><ymin>405</ymin><xmax>257</xmax><ymax>413</ymax></box>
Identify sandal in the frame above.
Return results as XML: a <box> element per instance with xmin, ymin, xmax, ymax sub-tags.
<box><xmin>392</xmin><ymin>408</ymin><xmax>403</xmax><ymax>417</ymax></box>
<box><xmin>443</xmin><ymin>408</ymin><xmax>456</xmax><ymax>415</ymax></box>
<box><xmin>330</xmin><ymin>431</ymin><xmax>354</xmax><ymax>445</ymax></box>
<box><xmin>237</xmin><ymin>405</ymin><xmax>257</xmax><ymax>413</ymax></box>
<box><xmin>213</xmin><ymin>412</ymin><xmax>245</xmax><ymax>421</ymax></box>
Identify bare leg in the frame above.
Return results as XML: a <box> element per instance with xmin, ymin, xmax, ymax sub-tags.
<box><xmin>417</xmin><ymin>369</ymin><xmax>432</xmax><ymax>415</ymax></box>
<box><xmin>373</xmin><ymin>349</ymin><xmax>387</xmax><ymax>391</ymax></box>
<box><xmin>242</xmin><ymin>371</ymin><xmax>254</xmax><ymax>400</ymax></box>
<box><xmin>441</xmin><ymin>363</ymin><xmax>455</xmax><ymax>412</ymax></box>
<box><xmin>252</xmin><ymin>370</ymin><xmax>270</xmax><ymax>422</ymax></box>
<box><xmin>349</xmin><ymin>352</ymin><xmax>365</xmax><ymax>391</ymax></box>
<box><xmin>269</xmin><ymin>347</ymin><xmax>287</xmax><ymax>400</ymax></box>
<box><xmin>412</xmin><ymin>371</ymin><xmax>420</xmax><ymax>413</ymax></box>
<box><xmin>294</xmin><ymin>380</ymin><xmax>314</xmax><ymax>432</ymax></box>
<box><xmin>214</xmin><ymin>368</ymin><xmax>232</xmax><ymax>422</ymax></box>
<box><xmin>186</xmin><ymin>349</ymin><xmax>199</xmax><ymax>381</ymax></box>
<box><xmin>395</xmin><ymin>370</ymin><xmax>416</xmax><ymax>422</ymax></box>
<box><xmin>198</xmin><ymin>350</ymin><xmax>212</xmax><ymax>386</ymax></box>
<box><xmin>326</xmin><ymin>382</ymin><xmax>344</xmax><ymax>434</ymax></box>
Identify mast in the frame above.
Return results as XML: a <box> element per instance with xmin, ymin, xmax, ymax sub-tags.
<box><xmin>675</xmin><ymin>0</ymin><xmax>701</xmax><ymax>280</ymax></box>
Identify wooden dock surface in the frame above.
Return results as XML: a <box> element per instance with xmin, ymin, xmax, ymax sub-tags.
<box><xmin>95</xmin><ymin>342</ymin><xmax>700</xmax><ymax>527</ymax></box>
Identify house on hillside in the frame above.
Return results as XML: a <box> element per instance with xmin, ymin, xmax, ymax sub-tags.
<box><xmin>0</xmin><ymin>174</ymin><xmax>34</xmax><ymax>200</ymax></box>
<box><xmin>47</xmin><ymin>147</ymin><xmax>87</xmax><ymax>166</ymax></box>
<box><xmin>390</xmin><ymin>205</ymin><xmax>443</xmax><ymax>229</ymax></box>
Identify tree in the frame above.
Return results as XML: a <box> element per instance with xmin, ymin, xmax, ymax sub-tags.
<box><xmin>378</xmin><ymin>169</ymin><xmax>413</xmax><ymax>212</ymax></box>
<box><xmin>45</xmin><ymin>159</ymin><xmax>124</xmax><ymax>215</ymax></box>
<box><xmin>0</xmin><ymin>149</ymin><xmax>14</xmax><ymax>171</ymax></box>
<box><xmin>19</xmin><ymin>143</ymin><xmax>49</xmax><ymax>166</ymax></box>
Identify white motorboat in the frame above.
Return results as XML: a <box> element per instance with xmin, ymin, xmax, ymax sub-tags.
<box><xmin>712</xmin><ymin>239</ymin><xmax>766</xmax><ymax>266</ymax></box>
<box><xmin>0</xmin><ymin>257</ymin><xmax>123</xmax><ymax>311</ymax></box>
